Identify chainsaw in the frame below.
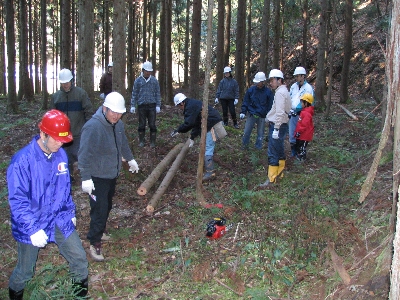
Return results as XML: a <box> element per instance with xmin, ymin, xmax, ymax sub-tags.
<box><xmin>205</xmin><ymin>217</ymin><xmax>233</xmax><ymax>240</ymax></box>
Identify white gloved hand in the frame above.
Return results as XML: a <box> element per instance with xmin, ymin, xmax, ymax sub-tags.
<box><xmin>170</xmin><ymin>130</ymin><xmax>179</xmax><ymax>138</ymax></box>
<box><xmin>234</xmin><ymin>99</ymin><xmax>238</xmax><ymax>105</ymax></box>
<box><xmin>156</xmin><ymin>106</ymin><xmax>160</xmax><ymax>113</ymax></box>
<box><xmin>71</xmin><ymin>217</ymin><xmax>76</xmax><ymax>227</ymax></box>
<box><xmin>272</xmin><ymin>128</ymin><xmax>279</xmax><ymax>139</ymax></box>
<box><xmin>130</xmin><ymin>107</ymin><xmax>136</xmax><ymax>114</ymax></box>
<box><xmin>240</xmin><ymin>113</ymin><xmax>245</xmax><ymax>119</ymax></box>
<box><xmin>215</xmin><ymin>98</ymin><xmax>219</xmax><ymax>104</ymax></box>
<box><xmin>128</xmin><ymin>159</ymin><xmax>139</xmax><ymax>173</ymax></box>
<box><xmin>188</xmin><ymin>139</ymin><xmax>194</xmax><ymax>148</ymax></box>
<box><xmin>82</xmin><ymin>179</ymin><xmax>95</xmax><ymax>195</ymax></box>
<box><xmin>30</xmin><ymin>229</ymin><xmax>48</xmax><ymax>247</ymax></box>
<box><xmin>100</xmin><ymin>93</ymin><xmax>105</xmax><ymax>100</ymax></box>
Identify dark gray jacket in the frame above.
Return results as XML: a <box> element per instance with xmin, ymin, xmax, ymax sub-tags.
<box><xmin>215</xmin><ymin>77</ymin><xmax>239</xmax><ymax>100</ymax></box>
<box><xmin>78</xmin><ymin>107</ymin><xmax>134</xmax><ymax>180</ymax></box>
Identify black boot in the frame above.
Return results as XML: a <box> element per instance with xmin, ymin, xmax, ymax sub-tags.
<box><xmin>73</xmin><ymin>277</ymin><xmax>88</xmax><ymax>299</ymax></box>
<box><xmin>138</xmin><ymin>132</ymin><xmax>145</xmax><ymax>147</ymax></box>
<box><xmin>233</xmin><ymin>118</ymin><xmax>239</xmax><ymax>129</ymax></box>
<box><xmin>290</xmin><ymin>143</ymin><xmax>297</xmax><ymax>157</ymax></box>
<box><xmin>150</xmin><ymin>132</ymin><xmax>156</xmax><ymax>148</ymax></box>
<box><xmin>203</xmin><ymin>156</ymin><xmax>215</xmax><ymax>181</ymax></box>
<box><xmin>9</xmin><ymin>288</ymin><xmax>24</xmax><ymax>300</ymax></box>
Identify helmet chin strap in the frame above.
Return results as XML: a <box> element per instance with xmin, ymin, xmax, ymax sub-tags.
<box><xmin>40</xmin><ymin>133</ymin><xmax>53</xmax><ymax>158</ymax></box>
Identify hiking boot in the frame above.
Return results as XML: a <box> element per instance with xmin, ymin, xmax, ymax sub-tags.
<box><xmin>138</xmin><ymin>132</ymin><xmax>145</xmax><ymax>147</ymax></box>
<box><xmin>90</xmin><ymin>243</ymin><xmax>104</xmax><ymax>261</ymax></box>
<box><xmin>234</xmin><ymin>124</ymin><xmax>239</xmax><ymax>129</ymax></box>
<box><xmin>101</xmin><ymin>233</ymin><xmax>111</xmax><ymax>241</ymax></box>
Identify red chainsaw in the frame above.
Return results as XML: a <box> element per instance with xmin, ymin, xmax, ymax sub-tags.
<box><xmin>205</xmin><ymin>217</ymin><xmax>233</xmax><ymax>240</ymax></box>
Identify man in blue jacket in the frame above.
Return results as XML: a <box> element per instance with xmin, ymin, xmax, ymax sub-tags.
<box><xmin>240</xmin><ymin>72</ymin><xmax>274</xmax><ymax>150</ymax></box>
<box><xmin>7</xmin><ymin>110</ymin><xmax>89</xmax><ymax>299</ymax></box>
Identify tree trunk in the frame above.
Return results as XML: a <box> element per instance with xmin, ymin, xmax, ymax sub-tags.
<box><xmin>189</xmin><ymin>0</ymin><xmax>202</xmax><ymax>98</ymax></box>
<box><xmin>184</xmin><ymin>0</ymin><xmax>190</xmax><ymax>88</ymax></box>
<box><xmin>60</xmin><ymin>0</ymin><xmax>72</xmax><ymax>70</ymax></box>
<box><xmin>0</xmin><ymin>2</ymin><xmax>6</xmax><ymax>95</ymax></box>
<box><xmin>164</xmin><ymin>0</ymin><xmax>173</xmax><ymax>103</ymax></box>
<box><xmin>77</xmin><ymin>0</ymin><xmax>94</xmax><ymax>101</ymax></box>
<box><xmin>314</xmin><ymin>0</ymin><xmax>328</xmax><ymax>111</ymax></box>
<box><xmin>159</xmin><ymin>0</ymin><xmax>166</xmax><ymax>100</ymax></box>
<box><xmin>40</xmin><ymin>0</ymin><xmax>48</xmax><ymax>110</ymax></box>
<box><xmin>5</xmin><ymin>0</ymin><xmax>18</xmax><ymax>113</ymax></box>
<box><xmin>246</xmin><ymin>0</ymin><xmax>251</xmax><ymax>87</ymax></box>
<box><xmin>272</xmin><ymin>0</ymin><xmax>281</xmax><ymax>68</ymax></box>
<box><xmin>112</xmin><ymin>0</ymin><xmax>127</xmax><ymax>97</ymax></box>
<box><xmin>235</xmin><ymin>0</ymin><xmax>246</xmax><ymax>99</ymax></box>
<box><xmin>33</xmin><ymin>5</ymin><xmax>41</xmax><ymax>94</ymax></box>
<box><xmin>216</xmin><ymin>0</ymin><xmax>225</xmax><ymax>85</ymax></box>
<box><xmin>223</xmin><ymin>0</ymin><xmax>231</xmax><ymax>67</ymax></box>
<box><xmin>19</xmin><ymin>0</ymin><xmax>33</xmax><ymax>102</ymax></box>
<box><xmin>301</xmin><ymin>0</ymin><xmax>309</xmax><ymax>67</ymax></box>
<box><xmin>260</xmin><ymin>0</ymin><xmax>271</xmax><ymax>73</ymax></box>
<box><xmin>324</xmin><ymin>0</ymin><xmax>336</xmax><ymax>118</ymax></box>
<box><xmin>147</xmin><ymin>140</ymin><xmax>191</xmax><ymax>212</ymax></box>
<box><xmin>127</xmin><ymin>2</ymin><xmax>135</xmax><ymax>91</ymax></box>
<box><xmin>339</xmin><ymin>0</ymin><xmax>353</xmax><ymax>104</ymax></box>
<box><xmin>138</xmin><ymin>143</ymin><xmax>184</xmax><ymax>196</ymax></box>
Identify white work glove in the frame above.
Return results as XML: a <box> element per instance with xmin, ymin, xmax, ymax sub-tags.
<box><xmin>82</xmin><ymin>179</ymin><xmax>95</xmax><ymax>195</ymax></box>
<box><xmin>240</xmin><ymin>113</ymin><xmax>245</xmax><ymax>119</ymax></box>
<box><xmin>128</xmin><ymin>159</ymin><xmax>139</xmax><ymax>173</ymax></box>
<box><xmin>234</xmin><ymin>99</ymin><xmax>238</xmax><ymax>105</ymax></box>
<box><xmin>100</xmin><ymin>93</ymin><xmax>105</xmax><ymax>100</ymax></box>
<box><xmin>130</xmin><ymin>107</ymin><xmax>136</xmax><ymax>114</ymax></box>
<box><xmin>188</xmin><ymin>139</ymin><xmax>194</xmax><ymax>148</ymax></box>
<box><xmin>156</xmin><ymin>106</ymin><xmax>160</xmax><ymax>113</ymax></box>
<box><xmin>272</xmin><ymin>128</ymin><xmax>279</xmax><ymax>139</ymax></box>
<box><xmin>71</xmin><ymin>217</ymin><xmax>76</xmax><ymax>227</ymax></box>
<box><xmin>170</xmin><ymin>130</ymin><xmax>179</xmax><ymax>138</ymax></box>
<box><xmin>30</xmin><ymin>229</ymin><xmax>48</xmax><ymax>247</ymax></box>
<box><xmin>215</xmin><ymin>98</ymin><xmax>219</xmax><ymax>104</ymax></box>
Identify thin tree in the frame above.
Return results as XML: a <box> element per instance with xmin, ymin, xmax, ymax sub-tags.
<box><xmin>223</xmin><ymin>0</ymin><xmax>231</xmax><ymax>67</ymax></box>
<box><xmin>142</xmin><ymin>0</ymin><xmax>148</xmax><ymax>61</ymax></box>
<box><xmin>5</xmin><ymin>0</ymin><xmax>18</xmax><ymax>113</ymax></box>
<box><xmin>260</xmin><ymin>0</ymin><xmax>271</xmax><ymax>73</ymax></box>
<box><xmin>0</xmin><ymin>2</ymin><xmax>6</xmax><ymax>95</ymax></box>
<box><xmin>40</xmin><ymin>0</ymin><xmax>48</xmax><ymax>110</ymax></box>
<box><xmin>164</xmin><ymin>0</ymin><xmax>173</xmax><ymax>103</ymax></box>
<box><xmin>235</xmin><ymin>0</ymin><xmax>246</xmax><ymax>99</ymax></box>
<box><xmin>77</xmin><ymin>0</ymin><xmax>94</xmax><ymax>102</ymax></box>
<box><xmin>60</xmin><ymin>0</ymin><xmax>72</xmax><ymax>70</ymax></box>
<box><xmin>246</xmin><ymin>0</ymin><xmax>251</xmax><ymax>87</ymax></box>
<box><xmin>184</xmin><ymin>0</ymin><xmax>190</xmax><ymax>88</ymax></box>
<box><xmin>127</xmin><ymin>2</ymin><xmax>136</xmax><ymax>91</ymax></box>
<box><xmin>301</xmin><ymin>0</ymin><xmax>309</xmax><ymax>67</ymax></box>
<box><xmin>189</xmin><ymin>0</ymin><xmax>201</xmax><ymax>98</ymax></box>
<box><xmin>159</xmin><ymin>0</ymin><xmax>166</xmax><ymax>100</ymax></box>
<box><xmin>314</xmin><ymin>0</ymin><xmax>329</xmax><ymax>110</ymax></box>
<box><xmin>272</xmin><ymin>0</ymin><xmax>281</xmax><ymax>68</ymax></box>
<box><xmin>216</xmin><ymin>0</ymin><xmax>225</xmax><ymax>84</ymax></box>
<box><xmin>28</xmin><ymin>0</ymin><xmax>34</xmax><ymax>94</ymax></box>
<box><xmin>33</xmin><ymin>4</ymin><xmax>41</xmax><ymax>94</ymax></box>
<box><xmin>324</xmin><ymin>0</ymin><xmax>336</xmax><ymax>118</ymax></box>
<box><xmin>112</xmin><ymin>0</ymin><xmax>127</xmax><ymax>98</ymax></box>
<box><xmin>104</xmin><ymin>0</ymin><xmax>111</xmax><ymax>68</ymax></box>
<box><xmin>339</xmin><ymin>0</ymin><xmax>353</xmax><ymax>104</ymax></box>
<box><xmin>151</xmin><ymin>1</ymin><xmax>157</xmax><ymax>70</ymax></box>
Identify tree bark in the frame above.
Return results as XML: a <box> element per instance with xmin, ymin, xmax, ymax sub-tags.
<box><xmin>189</xmin><ymin>0</ymin><xmax>202</xmax><ymax>98</ymax></box>
<box><xmin>260</xmin><ymin>0</ymin><xmax>271</xmax><ymax>73</ymax></box>
<box><xmin>223</xmin><ymin>0</ymin><xmax>231</xmax><ymax>67</ymax></box>
<box><xmin>147</xmin><ymin>140</ymin><xmax>191</xmax><ymax>212</ymax></box>
<box><xmin>5</xmin><ymin>0</ymin><xmax>18</xmax><ymax>113</ymax></box>
<box><xmin>235</xmin><ymin>0</ymin><xmax>246</xmax><ymax>99</ymax></box>
<box><xmin>339</xmin><ymin>0</ymin><xmax>353</xmax><ymax>104</ymax></box>
<box><xmin>19</xmin><ymin>0</ymin><xmax>33</xmax><ymax>102</ymax></box>
<box><xmin>60</xmin><ymin>0</ymin><xmax>72</xmax><ymax>70</ymax></box>
<box><xmin>40</xmin><ymin>0</ymin><xmax>48</xmax><ymax>110</ymax></box>
<box><xmin>112</xmin><ymin>0</ymin><xmax>127</xmax><ymax>97</ymax></box>
<box><xmin>138</xmin><ymin>143</ymin><xmax>184</xmax><ymax>196</ymax></box>
<box><xmin>216</xmin><ymin>0</ymin><xmax>225</xmax><ymax>85</ymax></box>
<box><xmin>0</xmin><ymin>2</ymin><xmax>6</xmax><ymax>95</ymax></box>
<box><xmin>272</xmin><ymin>0</ymin><xmax>281</xmax><ymax>68</ymax></box>
<box><xmin>301</xmin><ymin>0</ymin><xmax>309</xmax><ymax>67</ymax></box>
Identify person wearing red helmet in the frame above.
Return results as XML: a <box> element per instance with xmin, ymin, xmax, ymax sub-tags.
<box><xmin>7</xmin><ymin>109</ymin><xmax>89</xmax><ymax>299</ymax></box>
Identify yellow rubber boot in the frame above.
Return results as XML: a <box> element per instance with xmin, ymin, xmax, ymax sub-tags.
<box><xmin>259</xmin><ymin>165</ymin><xmax>279</xmax><ymax>187</ymax></box>
<box><xmin>278</xmin><ymin>160</ymin><xmax>285</xmax><ymax>178</ymax></box>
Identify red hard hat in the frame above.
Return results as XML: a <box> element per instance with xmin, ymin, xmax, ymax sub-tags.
<box><xmin>38</xmin><ymin>109</ymin><xmax>73</xmax><ymax>143</ymax></box>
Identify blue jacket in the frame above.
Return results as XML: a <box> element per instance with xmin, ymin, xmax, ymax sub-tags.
<box><xmin>177</xmin><ymin>98</ymin><xmax>222</xmax><ymax>140</ymax></box>
<box><xmin>240</xmin><ymin>85</ymin><xmax>274</xmax><ymax>118</ymax></box>
<box><xmin>7</xmin><ymin>136</ymin><xmax>76</xmax><ymax>244</ymax></box>
<box><xmin>215</xmin><ymin>77</ymin><xmax>239</xmax><ymax>100</ymax></box>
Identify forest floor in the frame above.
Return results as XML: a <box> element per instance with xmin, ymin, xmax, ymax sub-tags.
<box><xmin>0</xmin><ymin>89</ymin><xmax>393</xmax><ymax>299</ymax></box>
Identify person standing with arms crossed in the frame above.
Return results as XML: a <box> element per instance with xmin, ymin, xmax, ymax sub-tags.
<box><xmin>50</xmin><ymin>68</ymin><xmax>93</xmax><ymax>182</ymax></box>
<box><xmin>260</xmin><ymin>69</ymin><xmax>291</xmax><ymax>188</ymax></box>
<box><xmin>215</xmin><ymin>66</ymin><xmax>240</xmax><ymax>128</ymax></box>
<box><xmin>7</xmin><ymin>110</ymin><xmax>89</xmax><ymax>299</ymax></box>
<box><xmin>289</xmin><ymin>67</ymin><xmax>314</xmax><ymax>157</ymax></box>
<box><xmin>130</xmin><ymin>61</ymin><xmax>161</xmax><ymax>148</ymax></box>
<box><xmin>78</xmin><ymin>92</ymin><xmax>139</xmax><ymax>262</ymax></box>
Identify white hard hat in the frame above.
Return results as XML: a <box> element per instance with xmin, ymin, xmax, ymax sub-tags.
<box><xmin>293</xmin><ymin>66</ymin><xmax>306</xmax><ymax>75</ymax></box>
<box><xmin>108</xmin><ymin>62</ymin><xmax>113</xmax><ymax>67</ymax></box>
<box><xmin>174</xmin><ymin>93</ymin><xmax>187</xmax><ymax>106</ymax></box>
<box><xmin>223</xmin><ymin>66</ymin><xmax>232</xmax><ymax>73</ymax></box>
<box><xmin>103</xmin><ymin>92</ymin><xmax>126</xmax><ymax>113</ymax></box>
<box><xmin>142</xmin><ymin>61</ymin><xmax>153</xmax><ymax>71</ymax></box>
<box><xmin>268</xmin><ymin>69</ymin><xmax>284</xmax><ymax>79</ymax></box>
<box><xmin>59</xmin><ymin>69</ymin><xmax>73</xmax><ymax>83</ymax></box>
<box><xmin>253</xmin><ymin>72</ymin><xmax>267</xmax><ymax>83</ymax></box>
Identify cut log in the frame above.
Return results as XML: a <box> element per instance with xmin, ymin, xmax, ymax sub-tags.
<box><xmin>327</xmin><ymin>242</ymin><xmax>351</xmax><ymax>285</ymax></box>
<box><xmin>336</xmin><ymin>103</ymin><xmax>359</xmax><ymax>120</ymax></box>
<box><xmin>146</xmin><ymin>139</ymin><xmax>191</xmax><ymax>213</ymax></box>
<box><xmin>137</xmin><ymin>143</ymin><xmax>184</xmax><ymax>195</ymax></box>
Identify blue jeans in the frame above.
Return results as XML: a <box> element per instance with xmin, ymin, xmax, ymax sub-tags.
<box><xmin>242</xmin><ymin>114</ymin><xmax>265</xmax><ymax>149</ymax></box>
<box><xmin>9</xmin><ymin>227</ymin><xmax>88</xmax><ymax>292</ymax></box>
<box><xmin>205</xmin><ymin>131</ymin><xmax>215</xmax><ymax>156</ymax></box>
<box><xmin>267</xmin><ymin>122</ymin><xmax>288</xmax><ymax>166</ymax></box>
<box><xmin>288</xmin><ymin>115</ymin><xmax>299</xmax><ymax>144</ymax></box>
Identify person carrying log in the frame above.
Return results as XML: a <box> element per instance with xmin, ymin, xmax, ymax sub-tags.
<box><xmin>171</xmin><ymin>93</ymin><xmax>223</xmax><ymax>181</ymax></box>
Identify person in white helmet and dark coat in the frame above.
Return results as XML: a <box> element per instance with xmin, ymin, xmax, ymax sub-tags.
<box><xmin>215</xmin><ymin>66</ymin><xmax>240</xmax><ymax>128</ymax></box>
<box><xmin>130</xmin><ymin>61</ymin><xmax>161</xmax><ymax>148</ymax></box>
<box><xmin>78</xmin><ymin>92</ymin><xmax>140</xmax><ymax>262</ymax></box>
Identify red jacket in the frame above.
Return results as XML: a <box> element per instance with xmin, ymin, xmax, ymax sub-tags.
<box><xmin>294</xmin><ymin>106</ymin><xmax>314</xmax><ymax>141</ymax></box>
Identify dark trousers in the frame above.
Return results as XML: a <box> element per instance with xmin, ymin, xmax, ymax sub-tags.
<box><xmin>138</xmin><ymin>103</ymin><xmax>157</xmax><ymax>133</ymax></box>
<box><xmin>295</xmin><ymin>139</ymin><xmax>309</xmax><ymax>160</ymax></box>
<box><xmin>220</xmin><ymin>99</ymin><xmax>237</xmax><ymax>124</ymax></box>
<box><xmin>87</xmin><ymin>177</ymin><xmax>117</xmax><ymax>245</ymax></box>
<box><xmin>63</xmin><ymin>136</ymin><xmax>80</xmax><ymax>175</ymax></box>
